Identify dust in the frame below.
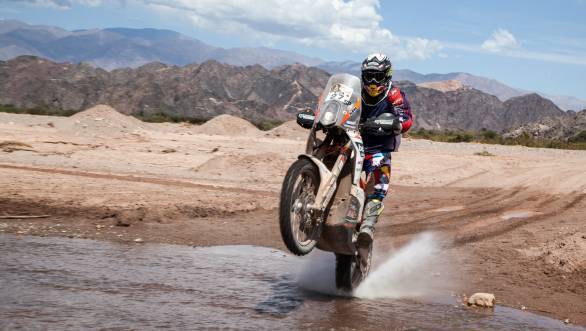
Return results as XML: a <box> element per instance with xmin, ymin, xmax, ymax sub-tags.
<box><xmin>355</xmin><ymin>232</ymin><xmax>454</xmax><ymax>299</ymax></box>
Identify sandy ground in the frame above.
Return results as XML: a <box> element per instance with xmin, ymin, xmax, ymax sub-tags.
<box><xmin>0</xmin><ymin>106</ymin><xmax>585</xmax><ymax>325</ymax></box>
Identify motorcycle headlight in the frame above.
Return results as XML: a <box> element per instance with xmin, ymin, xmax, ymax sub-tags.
<box><xmin>320</xmin><ymin>102</ymin><xmax>341</xmax><ymax>127</ymax></box>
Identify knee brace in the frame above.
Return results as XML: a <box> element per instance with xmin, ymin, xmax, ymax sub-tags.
<box><xmin>363</xmin><ymin>199</ymin><xmax>384</xmax><ymax>227</ymax></box>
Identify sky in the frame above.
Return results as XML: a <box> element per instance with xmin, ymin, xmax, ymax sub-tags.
<box><xmin>1</xmin><ymin>0</ymin><xmax>585</xmax><ymax>99</ymax></box>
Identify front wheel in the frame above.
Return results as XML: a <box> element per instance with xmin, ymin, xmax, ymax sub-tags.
<box><xmin>279</xmin><ymin>158</ymin><xmax>321</xmax><ymax>256</ymax></box>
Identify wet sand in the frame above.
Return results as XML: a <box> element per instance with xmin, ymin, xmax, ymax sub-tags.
<box><xmin>2</xmin><ymin>234</ymin><xmax>581</xmax><ymax>330</ymax></box>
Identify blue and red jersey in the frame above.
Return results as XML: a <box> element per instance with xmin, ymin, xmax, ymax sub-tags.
<box><xmin>360</xmin><ymin>84</ymin><xmax>413</xmax><ymax>154</ymax></box>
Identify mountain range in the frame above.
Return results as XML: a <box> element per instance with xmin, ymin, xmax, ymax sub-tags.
<box><xmin>318</xmin><ymin>62</ymin><xmax>586</xmax><ymax>111</ymax></box>
<box><xmin>0</xmin><ymin>19</ymin><xmax>322</xmax><ymax>70</ymax></box>
<box><xmin>0</xmin><ymin>56</ymin><xmax>567</xmax><ymax>133</ymax></box>
<box><xmin>1</xmin><ymin>19</ymin><xmax>585</xmax><ymax>112</ymax></box>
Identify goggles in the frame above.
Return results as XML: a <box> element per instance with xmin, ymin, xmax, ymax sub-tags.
<box><xmin>362</xmin><ymin>70</ymin><xmax>387</xmax><ymax>84</ymax></box>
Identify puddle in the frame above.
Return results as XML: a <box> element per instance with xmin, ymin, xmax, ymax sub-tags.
<box><xmin>0</xmin><ymin>234</ymin><xmax>581</xmax><ymax>330</ymax></box>
<box><xmin>501</xmin><ymin>210</ymin><xmax>537</xmax><ymax>220</ymax></box>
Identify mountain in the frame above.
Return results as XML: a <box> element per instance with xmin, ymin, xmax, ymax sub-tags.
<box><xmin>3</xmin><ymin>19</ymin><xmax>584</xmax><ymax>111</ymax></box>
<box><xmin>0</xmin><ymin>56</ymin><xmax>566</xmax><ymax>132</ymax></box>
<box><xmin>398</xmin><ymin>82</ymin><xmax>565</xmax><ymax>131</ymax></box>
<box><xmin>317</xmin><ymin>61</ymin><xmax>586</xmax><ymax>111</ymax></box>
<box><xmin>0</xmin><ymin>19</ymin><xmax>321</xmax><ymax>70</ymax></box>
<box><xmin>416</xmin><ymin>80</ymin><xmax>464</xmax><ymax>92</ymax></box>
<box><xmin>502</xmin><ymin>94</ymin><xmax>566</xmax><ymax>129</ymax></box>
<box><xmin>505</xmin><ymin>110</ymin><xmax>586</xmax><ymax>141</ymax></box>
<box><xmin>538</xmin><ymin>94</ymin><xmax>586</xmax><ymax>113</ymax></box>
<box><xmin>0</xmin><ymin>56</ymin><xmax>328</xmax><ymax>123</ymax></box>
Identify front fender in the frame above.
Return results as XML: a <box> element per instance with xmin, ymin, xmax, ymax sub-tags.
<box><xmin>298</xmin><ymin>154</ymin><xmax>335</xmax><ymax>210</ymax></box>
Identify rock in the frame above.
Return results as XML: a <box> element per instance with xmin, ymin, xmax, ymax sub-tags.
<box><xmin>467</xmin><ymin>293</ymin><xmax>496</xmax><ymax>307</ymax></box>
<box><xmin>564</xmin><ymin>319</ymin><xmax>570</xmax><ymax>324</ymax></box>
<box><xmin>133</xmin><ymin>238</ymin><xmax>143</xmax><ymax>243</ymax></box>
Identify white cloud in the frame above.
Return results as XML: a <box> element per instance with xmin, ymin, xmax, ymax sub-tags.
<box><xmin>141</xmin><ymin>0</ymin><xmax>441</xmax><ymax>60</ymax></box>
<box><xmin>402</xmin><ymin>38</ymin><xmax>443</xmax><ymax>60</ymax></box>
<box><xmin>481</xmin><ymin>28</ymin><xmax>518</xmax><ymax>52</ymax></box>
<box><xmin>11</xmin><ymin>0</ymin><xmax>443</xmax><ymax>60</ymax></box>
<box><xmin>10</xmin><ymin>0</ymin><xmax>103</xmax><ymax>9</ymax></box>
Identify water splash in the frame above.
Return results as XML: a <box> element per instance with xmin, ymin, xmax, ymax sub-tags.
<box><xmin>355</xmin><ymin>232</ymin><xmax>451</xmax><ymax>299</ymax></box>
<box><xmin>295</xmin><ymin>249</ymin><xmax>338</xmax><ymax>295</ymax></box>
<box><xmin>295</xmin><ymin>232</ymin><xmax>453</xmax><ymax>299</ymax></box>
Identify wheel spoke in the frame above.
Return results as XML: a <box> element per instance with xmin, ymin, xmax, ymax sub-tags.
<box><xmin>288</xmin><ymin>172</ymin><xmax>318</xmax><ymax>246</ymax></box>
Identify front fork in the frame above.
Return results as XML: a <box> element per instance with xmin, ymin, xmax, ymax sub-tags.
<box><xmin>308</xmin><ymin>140</ymin><xmax>352</xmax><ymax>214</ymax></box>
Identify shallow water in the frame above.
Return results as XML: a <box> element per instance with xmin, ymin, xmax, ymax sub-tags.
<box><xmin>501</xmin><ymin>210</ymin><xmax>537</xmax><ymax>220</ymax></box>
<box><xmin>0</xmin><ymin>234</ymin><xmax>581</xmax><ymax>330</ymax></box>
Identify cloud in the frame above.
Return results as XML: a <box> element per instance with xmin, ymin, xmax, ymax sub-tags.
<box><xmin>481</xmin><ymin>28</ymin><xmax>518</xmax><ymax>52</ymax></box>
<box><xmin>402</xmin><ymin>38</ymin><xmax>443</xmax><ymax>60</ymax></box>
<box><xmin>9</xmin><ymin>0</ymin><xmax>443</xmax><ymax>60</ymax></box>
<box><xmin>141</xmin><ymin>0</ymin><xmax>442</xmax><ymax>60</ymax></box>
<box><xmin>7</xmin><ymin>0</ymin><xmax>103</xmax><ymax>9</ymax></box>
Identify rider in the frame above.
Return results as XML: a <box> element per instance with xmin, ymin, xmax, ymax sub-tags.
<box><xmin>357</xmin><ymin>53</ymin><xmax>413</xmax><ymax>247</ymax></box>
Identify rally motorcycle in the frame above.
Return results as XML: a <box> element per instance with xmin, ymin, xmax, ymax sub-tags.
<box><xmin>279</xmin><ymin>73</ymin><xmax>400</xmax><ymax>292</ymax></box>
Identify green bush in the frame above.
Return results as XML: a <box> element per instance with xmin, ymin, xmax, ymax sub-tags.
<box><xmin>480</xmin><ymin>129</ymin><xmax>499</xmax><ymax>141</ymax></box>
<box><xmin>569</xmin><ymin>130</ymin><xmax>586</xmax><ymax>143</ymax></box>
<box><xmin>410</xmin><ymin>128</ymin><xmax>586</xmax><ymax>150</ymax></box>
<box><xmin>0</xmin><ymin>104</ymin><xmax>76</xmax><ymax>116</ymax></box>
<box><xmin>254</xmin><ymin>120</ymin><xmax>283</xmax><ymax>131</ymax></box>
<box><xmin>133</xmin><ymin>111</ymin><xmax>207</xmax><ymax>124</ymax></box>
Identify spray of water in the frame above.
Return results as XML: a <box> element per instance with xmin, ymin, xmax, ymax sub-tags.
<box><xmin>355</xmin><ymin>232</ymin><xmax>449</xmax><ymax>299</ymax></box>
<box><xmin>295</xmin><ymin>232</ymin><xmax>454</xmax><ymax>299</ymax></box>
<box><xmin>295</xmin><ymin>249</ymin><xmax>338</xmax><ymax>295</ymax></box>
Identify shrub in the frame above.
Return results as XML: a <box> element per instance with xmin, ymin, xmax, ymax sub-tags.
<box><xmin>254</xmin><ymin>120</ymin><xmax>283</xmax><ymax>131</ymax></box>
<box><xmin>0</xmin><ymin>104</ymin><xmax>76</xmax><ymax>116</ymax></box>
<box><xmin>474</xmin><ymin>150</ymin><xmax>495</xmax><ymax>157</ymax></box>
<box><xmin>569</xmin><ymin>130</ymin><xmax>586</xmax><ymax>143</ymax></box>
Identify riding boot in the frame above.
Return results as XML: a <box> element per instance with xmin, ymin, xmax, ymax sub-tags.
<box><xmin>357</xmin><ymin>199</ymin><xmax>384</xmax><ymax>247</ymax></box>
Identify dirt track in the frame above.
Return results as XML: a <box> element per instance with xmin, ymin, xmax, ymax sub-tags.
<box><xmin>1</xmin><ymin>106</ymin><xmax>585</xmax><ymax>325</ymax></box>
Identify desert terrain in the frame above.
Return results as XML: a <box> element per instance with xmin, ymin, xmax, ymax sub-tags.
<box><xmin>0</xmin><ymin>105</ymin><xmax>584</xmax><ymax>325</ymax></box>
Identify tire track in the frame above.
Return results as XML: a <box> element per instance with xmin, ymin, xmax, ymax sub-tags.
<box><xmin>0</xmin><ymin>163</ymin><xmax>276</xmax><ymax>197</ymax></box>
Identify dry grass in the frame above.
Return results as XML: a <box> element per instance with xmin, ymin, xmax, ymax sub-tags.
<box><xmin>474</xmin><ymin>150</ymin><xmax>495</xmax><ymax>157</ymax></box>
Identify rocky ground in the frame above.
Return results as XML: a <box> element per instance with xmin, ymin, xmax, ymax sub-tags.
<box><xmin>1</xmin><ymin>105</ymin><xmax>585</xmax><ymax>325</ymax></box>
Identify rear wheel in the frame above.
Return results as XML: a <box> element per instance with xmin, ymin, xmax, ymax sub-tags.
<box><xmin>279</xmin><ymin>158</ymin><xmax>321</xmax><ymax>256</ymax></box>
<box><xmin>335</xmin><ymin>243</ymin><xmax>372</xmax><ymax>293</ymax></box>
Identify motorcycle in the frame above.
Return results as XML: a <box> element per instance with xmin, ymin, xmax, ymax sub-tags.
<box><xmin>279</xmin><ymin>73</ymin><xmax>400</xmax><ymax>292</ymax></box>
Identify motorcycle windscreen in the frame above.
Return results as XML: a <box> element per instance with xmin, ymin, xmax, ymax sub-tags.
<box><xmin>316</xmin><ymin>74</ymin><xmax>362</xmax><ymax>129</ymax></box>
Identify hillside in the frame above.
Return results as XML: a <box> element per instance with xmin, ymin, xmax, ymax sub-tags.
<box><xmin>2</xmin><ymin>19</ymin><xmax>584</xmax><ymax>111</ymax></box>
<box><xmin>319</xmin><ymin>62</ymin><xmax>586</xmax><ymax>111</ymax></box>
<box><xmin>506</xmin><ymin>109</ymin><xmax>586</xmax><ymax>141</ymax></box>
<box><xmin>0</xmin><ymin>56</ymin><xmax>328</xmax><ymax>125</ymax></box>
<box><xmin>0</xmin><ymin>56</ymin><xmax>567</xmax><ymax>132</ymax></box>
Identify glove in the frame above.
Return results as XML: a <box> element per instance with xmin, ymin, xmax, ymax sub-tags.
<box><xmin>361</xmin><ymin>118</ymin><xmax>389</xmax><ymax>136</ymax></box>
<box><xmin>391</xmin><ymin>120</ymin><xmax>402</xmax><ymax>134</ymax></box>
<box><xmin>395</xmin><ymin>106</ymin><xmax>413</xmax><ymax>121</ymax></box>
<box><xmin>362</xmin><ymin>113</ymin><xmax>401</xmax><ymax>136</ymax></box>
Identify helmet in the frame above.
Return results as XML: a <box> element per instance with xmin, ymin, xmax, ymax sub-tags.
<box><xmin>361</xmin><ymin>53</ymin><xmax>393</xmax><ymax>97</ymax></box>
